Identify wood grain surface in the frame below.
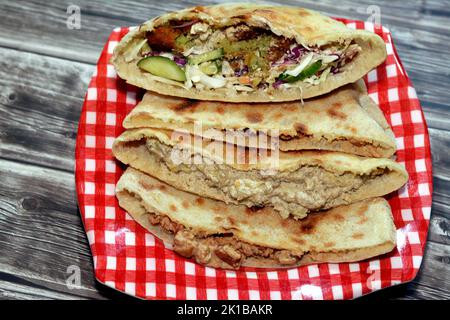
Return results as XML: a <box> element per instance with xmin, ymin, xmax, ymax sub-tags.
<box><xmin>0</xmin><ymin>0</ymin><xmax>448</xmax><ymax>300</ymax></box>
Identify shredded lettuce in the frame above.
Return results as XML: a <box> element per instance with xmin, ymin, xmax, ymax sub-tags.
<box><xmin>186</xmin><ymin>65</ymin><xmax>226</xmax><ymax>89</ymax></box>
<box><xmin>284</xmin><ymin>53</ymin><xmax>314</xmax><ymax>77</ymax></box>
<box><xmin>124</xmin><ymin>38</ymin><xmax>148</xmax><ymax>62</ymax></box>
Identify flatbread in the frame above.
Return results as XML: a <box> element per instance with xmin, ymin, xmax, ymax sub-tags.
<box><xmin>123</xmin><ymin>81</ymin><xmax>396</xmax><ymax>158</ymax></box>
<box><xmin>116</xmin><ymin>167</ymin><xmax>397</xmax><ymax>269</ymax></box>
<box><xmin>112</xmin><ymin>128</ymin><xmax>408</xmax><ymax>219</ymax></box>
<box><xmin>111</xmin><ymin>4</ymin><xmax>387</xmax><ymax>102</ymax></box>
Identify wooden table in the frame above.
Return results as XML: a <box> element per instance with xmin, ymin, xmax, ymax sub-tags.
<box><xmin>0</xmin><ymin>0</ymin><xmax>448</xmax><ymax>300</ymax></box>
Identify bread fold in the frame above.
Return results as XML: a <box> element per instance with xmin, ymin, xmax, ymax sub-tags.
<box><xmin>123</xmin><ymin>81</ymin><xmax>396</xmax><ymax>158</ymax></box>
<box><xmin>112</xmin><ymin>128</ymin><xmax>408</xmax><ymax>219</ymax></box>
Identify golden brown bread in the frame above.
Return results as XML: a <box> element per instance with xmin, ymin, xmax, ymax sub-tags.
<box><xmin>123</xmin><ymin>81</ymin><xmax>396</xmax><ymax>158</ymax></box>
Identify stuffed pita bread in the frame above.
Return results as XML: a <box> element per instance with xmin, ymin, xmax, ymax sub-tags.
<box><xmin>112</xmin><ymin>128</ymin><xmax>408</xmax><ymax>219</ymax></box>
<box><xmin>116</xmin><ymin>167</ymin><xmax>397</xmax><ymax>269</ymax></box>
<box><xmin>123</xmin><ymin>81</ymin><xmax>396</xmax><ymax>158</ymax></box>
<box><xmin>111</xmin><ymin>4</ymin><xmax>387</xmax><ymax>102</ymax></box>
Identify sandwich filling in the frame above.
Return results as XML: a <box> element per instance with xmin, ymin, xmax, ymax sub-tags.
<box><xmin>143</xmin><ymin>138</ymin><xmax>388</xmax><ymax>219</ymax></box>
<box><xmin>124</xmin><ymin>20</ymin><xmax>361</xmax><ymax>93</ymax></box>
<box><xmin>146</xmin><ymin>210</ymin><xmax>303</xmax><ymax>269</ymax></box>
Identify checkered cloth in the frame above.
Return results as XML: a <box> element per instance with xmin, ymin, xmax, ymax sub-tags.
<box><xmin>75</xmin><ymin>19</ymin><xmax>433</xmax><ymax>300</ymax></box>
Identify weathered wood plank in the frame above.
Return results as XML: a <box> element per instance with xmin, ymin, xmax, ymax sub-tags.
<box><xmin>428</xmin><ymin>175</ymin><xmax>450</xmax><ymax>246</ymax></box>
<box><xmin>0</xmin><ymin>47</ymin><xmax>93</xmax><ymax>172</ymax></box>
<box><xmin>407</xmin><ymin>240</ymin><xmax>450</xmax><ymax>300</ymax></box>
<box><xmin>0</xmin><ymin>278</ymin><xmax>92</xmax><ymax>300</ymax></box>
<box><xmin>0</xmin><ymin>158</ymin><xmax>108</xmax><ymax>299</ymax></box>
<box><xmin>428</xmin><ymin>128</ymin><xmax>450</xmax><ymax>179</ymax></box>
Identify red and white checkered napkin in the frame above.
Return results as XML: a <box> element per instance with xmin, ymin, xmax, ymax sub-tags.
<box><xmin>75</xmin><ymin>19</ymin><xmax>433</xmax><ymax>300</ymax></box>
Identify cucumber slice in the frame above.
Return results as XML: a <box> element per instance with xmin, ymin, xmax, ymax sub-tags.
<box><xmin>188</xmin><ymin>48</ymin><xmax>224</xmax><ymax>65</ymax></box>
<box><xmin>137</xmin><ymin>56</ymin><xmax>186</xmax><ymax>82</ymax></box>
<box><xmin>278</xmin><ymin>60</ymin><xmax>323</xmax><ymax>83</ymax></box>
<box><xmin>199</xmin><ymin>61</ymin><xmax>221</xmax><ymax>75</ymax></box>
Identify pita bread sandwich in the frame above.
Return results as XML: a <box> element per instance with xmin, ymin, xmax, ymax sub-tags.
<box><xmin>116</xmin><ymin>167</ymin><xmax>397</xmax><ymax>270</ymax></box>
<box><xmin>111</xmin><ymin>4</ymin><xmax>387</xmax><ymax>102</ymax></box>
<box><xmin>112</xmin><ymin>128</ymin><xmax>408</xmax><ymax>219</ymax></box>
<box><xmin>123</xmin><ymin>81</ymin><xmax>396</xmax><ymax>158</ymax></box>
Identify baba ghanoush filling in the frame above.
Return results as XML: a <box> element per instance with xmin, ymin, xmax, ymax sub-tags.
<box><xmin>144</xmin><ymin>138</ymin><xmax>387</xmax><ymax>219</ymax></box>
